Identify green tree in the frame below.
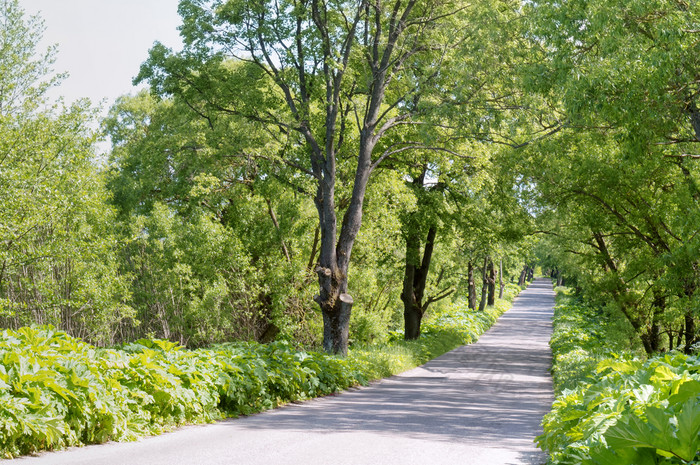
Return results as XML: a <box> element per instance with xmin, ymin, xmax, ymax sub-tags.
<box><xmin>104</xmin><ymin>91</ymin><xmax>327</xmax><ymax>346</ymax></box>
<box><xmin>136</xmin><ymin>0</ymin><xmax>483</xmax><ymax>354</ymax></box>
<box><xmin>0</xmin><ymin>0</ymin><xmax>131</xmax><ymax>344</ymax></box>
<box><xmin>518</xmin><ymin>0</ymin><xmax>700</xmax><ymax>353</ymax></box>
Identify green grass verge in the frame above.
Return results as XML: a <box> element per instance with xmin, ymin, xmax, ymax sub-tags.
<box><xmin>0</xmin><ymin>285</ymin><xmax>520</xmax><ymax>459</ymax></box>
<box><xmin>538</xmin><ymin>288</ymin><xmax>700</xmax><ymax>465</ymax></box>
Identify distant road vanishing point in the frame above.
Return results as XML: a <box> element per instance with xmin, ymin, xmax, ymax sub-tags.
<box><xmin>12</xmin><ymin>278</ymin><xmax>555</xmax><ymax>465</ymax></box>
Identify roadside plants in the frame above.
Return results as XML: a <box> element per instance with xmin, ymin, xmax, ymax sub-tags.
<box><xmin>538</xmin><ymin>290</ymin><xmax>700</xmax><ymax>464</ymax></box>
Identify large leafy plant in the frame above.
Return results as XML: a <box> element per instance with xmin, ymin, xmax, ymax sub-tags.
<box><xmin>539</xmin><ymin>293</ymin><xmax>700</xmax><ymax>464</ymax></box>
<box><xmin>0</xmin><ymin>286</ymin><xmax>519</xmax><ymax>459</ymax></box>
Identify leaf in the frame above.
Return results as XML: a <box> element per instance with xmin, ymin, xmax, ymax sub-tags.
<box><xmin>673</xmin><ymin>399</ymin><xmax>700</xmax><ymax>462</ymax></box>
<box><xmin>589</xmin><ymin>443</ymin><xmax>658</xmax><ymax>465</ymax></box>
<box><xmin>644</xmin><ymin>407</ymin><xmax>674</xmax><ymax>441</ymax></box>
<box><xmin>631</xmin><ymin>384</ymin><xmax>656</xmax><ymax>405</ymax></box>
<box><xmin>668</xmin><ymin>379</ymin><xmax>700</xmax><ymax>405</ymax></box>
<box><xmin>649</xmin><ymin>365</ymin><xmax>677</xmax><ymax>384</ymax></box>
<box><xmin>604</xmin><ymin>415</ymin><xmax>663</xmax><ymax>451</ymax></box>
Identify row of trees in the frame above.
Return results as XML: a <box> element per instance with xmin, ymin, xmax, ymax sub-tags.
<box><xmin>519</xmin><ymin>0</ymin><xmax>700</xmax><ymax>354</ymax></box>
<box><xmin>6</xmin><ymin>0</ymin><xmax>697</xmax><ymax>357</ymax></box>
<box><xmin>0</xmin><ymin>1</ymin><xmax>131</xmax><ymax>343</ymax></box>
<box><xmin>0</xmin><ymin>0</ymin><xmax>536</xmax><ymax>351</ymax></box>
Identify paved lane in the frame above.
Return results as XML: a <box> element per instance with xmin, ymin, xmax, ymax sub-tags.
<box><xmin>12</xmin><ymin>279</ymin><xmax>555</xmax><ymax>465</ymax></box>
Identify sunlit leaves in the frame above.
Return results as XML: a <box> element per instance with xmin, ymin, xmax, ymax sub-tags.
<box><xmin>0</xmin><ymin>1</ymin><xmax>131</xmax><ymax>344</ymax></box>
<box><xmin>0</xmin><ymin>292</ymin><xmax>519</xmax><ymax>458</ymax></box>
<box><xmin>539</xmin><ymin>294</ymin><xmax>700</xmax><ymax>465</ymax></box>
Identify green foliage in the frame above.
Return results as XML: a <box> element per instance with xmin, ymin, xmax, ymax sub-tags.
<box><xmin>539</xmin><ymin>292</ymin><xmax>700</xmax><ymax>464</ymax></box>
<box><xmin>0</xmin><ymin>288</ymin><xmax>518</xmax><ymax>459</ymax></box>
<box><xmin>0</xmin><ymin>0</ymin><xmax>132</xmax><ymax>344</ymax></box>
<box><xmin>549</xmin><ymin>290</ymin><xmax>640</xmax><ymax>392</ymax></box>
<box><xmin>0</xmin><ymin>326</ymin><xmax>358</xmax><ymax>458</ymax></box>
<box><xmin>520</xmin><ymin>0</ymin><xmax>700</xmax><ymax>355</ymax></box>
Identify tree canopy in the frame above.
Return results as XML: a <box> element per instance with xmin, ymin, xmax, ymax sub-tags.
<box><xmin>0</xmin><ymin>0</ymin><xmax>697</xmax><ymax>359</ymax></box>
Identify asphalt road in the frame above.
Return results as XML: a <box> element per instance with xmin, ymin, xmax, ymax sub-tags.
<box><xmin>11</xmin><ymin>278</ymin><xmax>555</xmax><ymax>465</ymax></box>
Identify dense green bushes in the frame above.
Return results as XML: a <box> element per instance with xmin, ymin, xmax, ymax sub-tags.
<box><xmin>0</xmin><ymin>291</ymin><xmax>515</xmax><ymax>459</ymax></box>
<box><xmin>547</xmin><ymin>289</ymin><xmax>640</xmax><ymax>392</ymax></box>
<box><xmin>539</xmin><ymin>290</ymin><xmax>700</xmax><ymax>464</ymax></box>
<box><xmin>0</xmin><ymin>326</ymin><xmax>363</xmax><ymax>458</ymax></box>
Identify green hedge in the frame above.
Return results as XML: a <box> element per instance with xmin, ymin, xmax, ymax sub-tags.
<box><xmin>0</xmin><ymin>288</ymin><xmax>518</xmax><ymax>459</ymax></box>
<box><xmin>538</xmin><ymin>290</ymin><xmax>700</xmax><ymax>464</ymax></box>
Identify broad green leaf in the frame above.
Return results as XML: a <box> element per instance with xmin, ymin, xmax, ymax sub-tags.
<box><xmin>674</xmin><ymin>399</ymin><xmax>700</xmax><ymax>461</ymax></box>
<box><xmin>668</xmin><ymin>379</ymin><xmax>700</xmax><ymax>405</ymax></box>
<box><xmin>604</xmin><ymin>415</ymin><xmax>663</xmax><ymax>451</ymax></box>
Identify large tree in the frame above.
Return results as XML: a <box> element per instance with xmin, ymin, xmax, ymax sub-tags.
<box><xmin>137</xmin><ymin>0</ymin><xmax>474</xmax><ymax>354</ymax></box>
<box><xmin>520</xmin><ymin>0</ymin><xmax>700</xmax><ymax>353</ymax></box>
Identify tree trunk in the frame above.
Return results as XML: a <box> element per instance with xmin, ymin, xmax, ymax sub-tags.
<box><xmin>684</xmin><ymin>312</ymin><xmax>697</xmax><ymax>354</ymax></box>
<box><xmin>402</xmin><ymin>226</ymin><xmax>437</xmax><ymax>340</ymax></box>
<box><xmin>487</xmin><ymin>259</ymin><xmax>496</xmax><ymax>306</ymax></box>
<box><xmin>468</xmin><ymin>261</ymin><xmax>476</xmax><ymax>310</ymax></box>
<box><xmin>404</xmin><ymin>305</ymin><xmax>423</xmax><ymax>341</ymax></box>
<box><xmin>265</xmin><ymin>198</ymin><xmax>291</xmax><ymax>263</ymax></box>
<box><xmin>321</xmin><ymin>293</ymin><xmax>353</xmax><ymax>355</ymax></box>
<box><xmin>517</xmin><ymin>265</ymin><xmax>527</xmax><ymax>287</ymax></box>
<box><xmin>648</xmin><ymin>290</ymin><xmax>665</xmax><ymax>353</ymax></box>
<box><xmin>314</xmin><ymin>128</ymin><xmax>376</xmax><ymax>354</ymax></box>
<box><xmin>306</xmin><ymin>226</ymin><xmax>320</xmax><ymax>272</ymax></box>
<box><xmin>478</xmin><ymin>255</ymin><xmax>489</xmax><ymax>311</ymax></box>
<box><xmin>498</xmin><ymin>258</ymin><xmax>504</xmax><ymax>299</ymax></box>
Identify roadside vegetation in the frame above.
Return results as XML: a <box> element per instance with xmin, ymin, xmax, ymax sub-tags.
<box><xmin>2</xmin><ymin>0</ymin><xmax>700</xmax><ymax>461</ymax></box>
<box><xmin>538</xmin><ymin>288</ymin><xmax>700</xmax><ymax>465</ymax></box>
<box><xmin>0</xmin><ymin>285</ymin><xmax>519</xmax><ymax>459</ymax></box>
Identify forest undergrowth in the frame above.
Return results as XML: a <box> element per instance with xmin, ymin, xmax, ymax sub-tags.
<box><xmin>538</xmin><ymin>287</ymin><xmax>700</xmax><ymax>465</ymax></box>
<box><xmin>0</xmin><ymin>285</ymin><xmax>520</xmax><ymax>459</ymax></box>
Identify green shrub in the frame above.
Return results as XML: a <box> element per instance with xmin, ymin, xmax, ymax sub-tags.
<box><xmin>539</xmin><ymin>291</ymin><xmax>700</xmax><ymax>464</ymax></box>
<box><xmin>0</xmin><ymin>289</ymin><xmax>519</xmax><ymax>458</ymax></box>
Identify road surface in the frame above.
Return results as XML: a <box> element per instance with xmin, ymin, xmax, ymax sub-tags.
<box><xmin>12</xmin><ymin>278</ymin><xmax>555</xmax><ymax>465</ymax></box>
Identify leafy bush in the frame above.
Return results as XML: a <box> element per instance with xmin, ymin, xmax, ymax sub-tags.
<box><xmin>0</xmin><ymin>328</ymin><xmax>359</xmax><ymax>458</ymax></box>
<box><xmin>548</xmin><ymin>291</ymin><xmax>637</xmax><ymax>392</ymax></box>
<box><xmin>539</xmin><ymin>292</ymin><xmax>700</xmax><ymax>464</ymax></box>
<box><xmin>0</xmin><ymin>291</ymin><xmax>518</xmax><ymax>458</ymax></box>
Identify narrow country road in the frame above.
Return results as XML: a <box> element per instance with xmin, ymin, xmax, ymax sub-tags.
<box><xmin>12</xmin><ymin>279</ymin><xmax>555</xmax><ymax>465</ymax></box>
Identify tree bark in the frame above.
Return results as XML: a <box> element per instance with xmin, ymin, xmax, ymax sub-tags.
<box><xmin>648</xmin><ymin>290</ymin><xmax>665</xmax><ymax>353</ymax></box>
<box><xmin>321</xmin><ymin>293</ymin><xmax>353</xmax><ymax>355</ymax></box>
<box><xmin>487</xmin><ymin>259</ymin><xmax>496</xmax><ymax>306</ymax></box>
<box><xmin>684</xmin><ymin>312</ymin><xmax>697</xmax><ymax>354</ymax></box>
<box><xmin>498</xmin><ymin>258</ymin><xmax>504</xmax><ymax>299</ymax></box>
<box><xmin>478</xmin><ymin>255</ymin><xmax>489</xmax><ymax>311</ymax></box>
<box><xmin>306</xmin><ymin>226</ymin><xmax>320</xmax><ymax>272</ymax></box>
<box><xmin>517</xmin><ymin>265</ymin><xmax>527</xmax><ymax>287</ymax></box>
<box><xmin>468</xmin><ymin>260</ymin><xmax>476</xmax><ymax>310</ymax></box>
<box><xmin>402</xmin><ymin>226</ymin><xmax>438</xmax><ymax>340</ymax></box>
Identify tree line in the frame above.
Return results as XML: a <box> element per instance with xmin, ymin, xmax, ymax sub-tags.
<box><xmin>0</xmin><ymin>0</ymin><xmax>535</xmax><ymax>353</ymax></box>
<box><xmin>1</xmin><ymin>0</ymin><xmax>698</xmax><ymax>357</ymax></box>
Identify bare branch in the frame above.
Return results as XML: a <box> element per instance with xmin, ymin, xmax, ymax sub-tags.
<box><xmin>371</xmin><ymin>142</ymin><xmax>473</xmax><ymax>172</ymax></box>
<box><xmin>664</xmin><ymin>153</ymin><xmax>700</xmax><ymax>158</ymax></box>
<box><xmin>424</xmin><ymin>287</ymin><xmax>455</xmax><ymax>309</ymax></box>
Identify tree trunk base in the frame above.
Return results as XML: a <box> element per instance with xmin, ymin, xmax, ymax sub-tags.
<box><xmin>404</xmin><ymin>306</ymin><xmax>422</xmax><ymax>340</ymax></box>
<box><xmin>322</xmin><ymin>293</ymin><xmax>353</xmax><ymax>355</ymax></box>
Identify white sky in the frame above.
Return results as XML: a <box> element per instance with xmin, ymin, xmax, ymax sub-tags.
<box><xmin>20</xmin><ymin>0</ymin><xmax>183</xmax><ymax>112</ymax></box>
